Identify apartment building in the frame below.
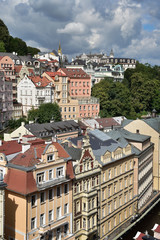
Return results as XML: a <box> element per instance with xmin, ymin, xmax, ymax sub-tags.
<box><xmin>42</xmin><ymin>71</ymin><xmax>79</xmax><ymax>120</ymax></box>
<box><xmin>63</xmin><ymin>136</ymin><xmax>101</xmax><ymax>240</ymax></box>
<box><xmin>63</xmin><ymin>129</ymin><xmax>136</xmax><ymax>240</ymax></box>
<box><xmin>107</xmin><ymin>129</ymin><xmax>154</xmax><ymax>215</ymax></box>
<box><xmin>122</xmin><ymin>118</ymin><xmax>160</xmax><ymax>191</ymax></box>
<box><xmin>3</xmin><ymin>137</ymin><xmax>75</xmax><ymax>240</ymax></box>
<box><xmin>58</xmin><ymin>68</ymin><xmax>100</xmax><ymax>119</ymax></box>
<box><xmin>0</xmin><ymin>71</ymin><xmax>13</xmax><ymax>129</ymax></box>
<box><xmin>17</xmin><ymin>75</ymin><xmax>54</xmax><ymax>116</ymax></box>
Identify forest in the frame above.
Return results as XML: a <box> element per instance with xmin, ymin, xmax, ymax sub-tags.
<box><xmin>0</xmin><ymin>19</ymin><xmax>40</xmax><ymax>55</ymax></box>
<box><xmin>91</xmin><ymin>62</ymin><xmax>160</xmax><ymax>119</ymax></box>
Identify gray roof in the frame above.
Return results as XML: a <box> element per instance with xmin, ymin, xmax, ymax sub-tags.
<box><xmin>107</xmin><ymin>129</ymin><xmax>150</xmax><ymax>142</ymax></box>
<box><xmin>25</xmin><ymin>120</ymin><xmax>80</xmax><ymax>138</ymax></box>
<box><xmin>122</xmin><ymin>117</ymin><xmax>160</xmax><ymax>133</ymax></box>
<box><xmin>62</xmin><ymin>143</ymin><xmax>82</xmax><ymax>161</ymax></box>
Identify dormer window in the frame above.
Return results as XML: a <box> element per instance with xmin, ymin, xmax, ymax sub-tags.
<box><xmin>47</xmin><ymin>154</ymin><xmax>54</xmax><ymax>162</ymax></box>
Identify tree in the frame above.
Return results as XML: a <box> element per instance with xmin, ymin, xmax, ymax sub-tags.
<box><xmin>28</xmin><ymin>103</ymin><xmax>61</xmax><ymax>124</ymax></box>
<box><xmin>27</xmin><ymin>46</ymin><xmax>40</xmax><ymax>56</ymax></box>
<box><xmin>0</xmin><ymin>41</ymin><xmax>6</xmax><ymax>52</ymax></box>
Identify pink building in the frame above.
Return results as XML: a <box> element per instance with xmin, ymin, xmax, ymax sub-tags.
<box><xmin>58</xmin><ymin>68</ymin><xmax>91</xmax><ymax>97</ymax></box>
<box><xmin>58</xmin><ymin>68</ymin><xmax>99</xmax><ymax>119</ymax></box>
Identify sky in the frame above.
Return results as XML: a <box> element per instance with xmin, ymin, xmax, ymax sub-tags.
<box><xmin>1</xmin><ymin>0</ymin><xmax>160</xmax><ymax>65</ymax></box>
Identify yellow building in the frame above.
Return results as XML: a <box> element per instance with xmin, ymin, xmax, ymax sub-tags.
<box><xmin>3</xmin><ymin>138</ymin><xmax>75</xmax><ymax>240</ymax></box>
<box><xmin>123</xmin><ymin>117</ymin><xmax>160</xmax><ymax>191</ymax></box>
<box><xmin>63</xmin><ymin>130</ymin><xmax>137</xmax><ymax>240</ymax></box>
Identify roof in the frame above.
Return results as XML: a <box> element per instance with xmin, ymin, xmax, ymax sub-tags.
<box><xmin>52</xmin><ymin>142</ymin><xmax>70</xmax><ymax>159</ymax></box>
<box><xmin>143</xmin><ymin>117</ymin><xmax>160</xmax><ymax>133</ymax></box>
<box><xmin>62</xmin><ymin>143</ymin><xmax>82</xmax><ymax>160</ymax></box>
<box><xmin>96</xmin><ymin>117</ymin><xmax>120</xmax><ymax>128</ymax></box>
<box><xmin>14</xmin><ymin>65</ymin><xmax>22</xmax><ymax>73</ymax></box>
<box><xmin>0</xmin><ymin>140</ymin><xmax>22</xmax><ymax>156</ymax></box>
<box><xmin>107</xmin><ymin>129</ymin><xmax>150</xmax><ymax>143</ymax></box>
<box><xmin>29</xmin><ymin>76</ymin><xmax>53</xmax><ymax>88</ymax></box>
<box><xmin>45</xmin><ymin>71</ymin><xmax>66</xmax><ymax>77</ymax></box>
<box><xmin>4</xmin><ymin>168</ymin><xmax>37</xmax><ymax>195</ymax></box>
<box><xmin>25</xmin><ymin>120</ymin><xmax>80</xmax><ymax>138</ymax></box>
<box><xmin>59</xmin><ymin>68</ymin><xmax>90</xmax><ymax>79</ymax></box>
<box><xmin>152</xmin><ymin>223</ymin><xmax>160</xmax><ymax>233</ymax></box>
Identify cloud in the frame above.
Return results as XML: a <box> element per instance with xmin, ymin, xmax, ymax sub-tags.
<box><xmin>0</xmin><ymin>0</ymin><xmax>159</xmax><ymax>64</ymax></box>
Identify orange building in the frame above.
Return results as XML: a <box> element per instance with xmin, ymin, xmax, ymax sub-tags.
<box><xmin>3</xmin><ymin>138</ymin><xmax>75</xmax><ymax>240</ymax></box>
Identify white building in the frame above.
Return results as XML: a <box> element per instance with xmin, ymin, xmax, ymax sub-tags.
<box><xmin>17</xmin><ymin>75</ymin><xmax>54</xmax><ymax>116</ymax></box>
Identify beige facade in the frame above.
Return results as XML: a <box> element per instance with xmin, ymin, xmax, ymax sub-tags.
<box><xmin>3</xmin><ymin>140</ymin><xmax>75</xmax><ymax>240</ymax></box>
<box><xmin>123</xmin><ymin>119</ymin><xmax>160</xmax><ymax>191</ymax></box>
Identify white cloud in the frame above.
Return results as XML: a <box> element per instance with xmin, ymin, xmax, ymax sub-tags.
<box><xmin>0</xmin><ymin>0</ymin><xmax>160</xmax><ymax>64</ymax></box>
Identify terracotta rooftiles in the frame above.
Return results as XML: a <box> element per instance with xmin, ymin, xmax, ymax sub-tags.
<box><xmin>96</xmin><ymin>117</ymin><xmax>120</xmax><ymax>128</ymax></box>
<box><xmin>66</xmin><ymin>161</ymin><xmax>75</xmax><ymax>179</ymax></box>
<box><xmin>59</xmin><ymin>68</ymin><xmax>90</xmax><ymax>79</ymax></box>
<box><xmin>52</xmin><ymin>142</ymin><xmax>70</xmax><ymax>159</ymax></box>
<box><xmin>0</xmin><ymin>140</ymin><xmax>22</xmax><ymax>156</ymax></box>
<box><xmin>45</xmin><ymin>71</ymin><xmax>66</xmax><ymax>77</ymax></box>
<box><xmin>4</xmin><ymin>168</ymin><xmax>37</xmax><ymax>195</ymax></box>
<box><xmin>29</xmin><ymin>75</ymin><xmax>53</xmax><ymax>87</ymax></box>
<box><xmin>14</xmin><ymin>65</ymin><xmax>22</xmax><ymax>73</ymax></box>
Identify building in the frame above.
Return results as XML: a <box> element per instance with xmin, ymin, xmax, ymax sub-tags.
<box><xmin>63</xmin><ymin>129</ymin><xmax>137</xmax><ymax>240</ymax></box>
<box><xmin>3</xmin><ymin>138</ymin><xmax>75</xmax><ymax>240</ymax></box>
<box><xmin>12</xmin><ymin>101</ymin><xmax>23</xmax><ymax>119</ymax></box>
<box><xmin>63</xmin><ymin>136</ymin><xmax>100</xmax><ymax>240</ymax></box>
<box><xmin>75</xmin><ymin>50</ymin><xmax>136</xmax><ymax>70</ymax></box>
<box><xmin>17</xmin><ymin>75</ymin><xmax>54</xmax><ymax>116</ymax></box>
<box><xmin>106</xmin><ymin>129</ymin><xmax>154</xmax><ymax>215</ymax></box>
<box><xmin>0</xmin><ymin>71</ymin><xmax>13</xmax><ymax>129</ymax></box>
<box><xmin>58</xmin><ymin>68</ymin><xmax>100</xmax><ymax>119</ymax></box>
<box><xmin>122</xmin><ymin>117</ymin><xmax>160</xmax><ymax>191</ymax></box>
<box><xmin>4</xmin><ymin>120</ymin><xmax>81</xmax><ymax>142</ymax></box>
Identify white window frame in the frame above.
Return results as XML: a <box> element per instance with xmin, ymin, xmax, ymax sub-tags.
<box><xmin>56</xmin><ymin>167</ymin><xmax>64</xmax><ymax>178</ymax></box>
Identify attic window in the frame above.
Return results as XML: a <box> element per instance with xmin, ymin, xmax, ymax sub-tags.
<box><xmin>47</xmin><ymin>154</ymin><xmax>54</xmax><ymax>162</ymax></box>
<box><xmin>37</xmin><ymin>82</ymin><xmax>41</xmax><ymax>86</ymax></box>
<box><xmin>136</xmin><ymin>129</ymin><xmax>139</xmax><ymax>134</ymax></box>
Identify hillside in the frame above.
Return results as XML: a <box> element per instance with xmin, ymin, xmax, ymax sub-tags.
<box><xmin>0</xmin><ymin>19</ymin><xmax>40</xmax><ymax>56</ymax></box>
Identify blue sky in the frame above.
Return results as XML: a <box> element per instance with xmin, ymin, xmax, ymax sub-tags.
<box><xmin>1</xmin><ymin>0</ymin><xmax>160</xmax><ymax>65</ymax></box>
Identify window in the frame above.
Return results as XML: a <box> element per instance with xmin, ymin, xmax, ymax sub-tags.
<box><xmin>64</xmin><ymin>223</ymin><xmax>69</xmax><ymax>237</ymax></box>
<box><xmin>108</xmin><ymin>221</ymin><xmax>111</xmax><ymax>231</ymax></box>
<box><xmin>102</xmin><ymin>188</ymin><xmax>105</xmax><ymax>200</ymax></box>
<box><xmin>92</xmin><ymin>198</ymin><xmax>95</xmax><ymax>208</ymax></box>
<box><xmin>31</xmin><ymin>217</ymin><xmax>36</xmax><ymax>230</ymax></box>
<box><xmin>69</xmin><ymin>107</ymin><xmax>71</xmax><ymax>112</ymax></box>
<box><xmin>125</xmin><ymin>162</ymin><xmax>127</xmax><ymax>172</ymax></box>
<box><xmin>102</xmin><ymin>207</ymin><xmax>105</xmax><ymax>218</ymax></box>
<box><xmin>83</xmin><ymin>218</ymin><xmax>86</xmax><ymax>229</ymax></box>
<box><xmin>49</xmin><ymin>169</ymin><xmax>53</xmax><ymax>180</ymax></box>
<box><xmin>114</xmin><ymin>217</ymin><xmax>116</xmax><ymax>227</ymax></box>
<box><xmin>124</xmin><ymin>193</ymin><xmax>127</xmax><ymax>203</ymax></box>
<box><xmin>108</xmin><ymin>185</ymin><xmax>111</xmax><ymax>197</ymax></box>
<box><xmin>73</xmin><ymin>107</ymin><xmax>75</xmax><ymax>112</ymax></box>
<box><xmin>40</xmin><ymin>192</ymin><xmax>45</xmax><ymax>203</ymax></box>
<box><xmin>108</xmin><ymin>202</ymin><xmax>111</xmax><ymax>214</ymax></box>
<box><xmin>57</xmin><ymin>186</ymin><xmax>61</xmax><ymax>197</ymax></box>
<box><xmin>64</xmin><ymin>107</ymin><xmax>66</xmax><ymax>112</ymax></box>
<box><xmin>49</xmin><ymin>210</ymin><xmax>53</xmax><ymax>222</ymax></box>
<box><xmin>108</xmin><ymin>169</ymin><xmax>111</xmax><ymax>179</ymax></box>
<box><xmin>124</xmin><ymin>177</ymin><xmax>127</xmax><ymax>188</ymax></box>
<box><xmin>114</xmin><ymin>167</ymin><xmax>117</xmax><ymax>177</ymax></box>
<box><xmin>102</xmin><ymin>172</ymin><xmax>105</xmax><ymax>182</ymax></box>
<box><xmin>114</xmin><ymin>199</ymin><xmax>117</xmax><ymax>210</ymax></box>
<box><xmin>64</xmin><ymin>203</ymin><xmax>68</xmax><ymax>214</ymax></box>
<box><xmin>76</xmin><ymin>201</ymin><xmax>80</xmax><ymax>213</ymax></box>
<box><xmin>119</xmin><ymin>195</ymin><xmax>122</xmax><ymax>206</ymax></box>
<box><xmin>47</xmin><ymin>154</ymin><xmax>54</xmax><ymax>162</ymax></box>
<box><xmin>88</xmin><ymin>218</ymin><xmax>90</xmax><ymax>229</ymax></box>
<box><xmin>83</xmin><ymin>202</ymin><xmax>86</xmax><ymax>211</ymax></box>
<box><xmin>64</xmin><ymin>183</ymin><xmax>69</xmax><ymax>194</ymax></box>
<box><xmin>56</xmin><ymin>228</ymin><xmax>61</xmax><ymax>240</ymax></box>
<box><xmin>92</xmin><ymin>216</ymin><xmax>95</xmax><ymax>226</ymax></box>
<box><xmin>31</xmin><ymin>195</ymin><xmax>36</xmax><ymax>207</ymax></box>
<box><xmin>102</xmin><ymin>225</ymin><xmax>105</xmax><ymax>236</ymax></box>
<box><xmin>56</xmin><ymin>167</ymin><xmax>64</xmax><ymax>178</ymax></box>
<box><xmin>57</xmin><ymin>207</ymin><xmax>61</xmax><ymax>219</ymax></box>
<box><xmin>119</xmin><ymin>179</ymin><xmax>122</xmax><ymax>190</ymax></box>
<box><xmin>49</xmin><ymin>189</ymin><xmax>53</xmax><ymax>200</ymax></box>
<box><xmin>40</xmin><ymin>213</ymin><xmax>45</xmax><ymax>226</ymax></box>
<box><xmin>76</xmin><ymin>220</ymin><xmax>80</xmax><ymax>231</ymax></box>
<box><xmin>37</xmin><ymin>172</ymin><xmax>45</xmax><ymax>184</ymax></box>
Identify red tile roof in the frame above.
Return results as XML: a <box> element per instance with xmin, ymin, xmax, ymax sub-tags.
<box><xmin>0</xmin><ymin>56</ymin><xmax>4</xmax><ymax>60</ymax></box>
<box><xmin>53</xmin><ymin>142</ymin><xmax>70</xmax><ymax>158</ymax></box>
<box><xmin>4</xmin><ymin>168</ymin><xmax>37</xmax><ymax>195</ymax></box>
<box><xmin>0</xmin><ymin>140</ymin><xmax>22</xmax><ymax>156</ymax></box>
<box><xmin>59</xmin><ymin>68</ymin><xmax>90</xmax><ymax>79</ymax></box>
<box><xmin>154</xmin><ymin>225</ymin><xmax>160</xmax><ymax>233</ymax></box>
<box><xmin>14</xmin><ymin>65</ymin><xmax>22</xmax><ymax>73</ymax></box>
<box><xmin>96</xmin><ymin>118</ymin><xmax>120</xmax><ymax>128</ymax></box>
<box><xmin>29</xmin><ymin>76</ymin><xmax>53</xmax><ymax>87</ymax></box>
<box><xmin>45</xmin><ymin>71</ymin><xmax>66</xmax><ymax>77</ymax></box>
<box><xmin>66</xmin><ymin>161</ymin><xmax>74</xmax><ymax>179</ymax></box>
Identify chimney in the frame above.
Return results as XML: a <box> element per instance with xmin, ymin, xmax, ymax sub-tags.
<box><xmin>22</xmin><ymin>144</ymin><xmax>30</xmax><ymax>153</ymax></box>
<box><xmin>152</xmin><ymin>109</ymin><xmax>157</xmax><ymax>118</ymax></box>
<box><xmin>77</xmin><ymin>140</ymin><xmax>82</xmax><ymax>149</ymax></box>
<box><xmin>52</xmin><ymin>135</ymin><xmax>57</xmax><ymax>142</ymax></box>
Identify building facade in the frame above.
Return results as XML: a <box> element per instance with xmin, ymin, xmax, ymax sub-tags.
<box><xmin>3</xmin><ymin>139</ymin><xmax>75</xmax><ymax>240</ymax></box>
